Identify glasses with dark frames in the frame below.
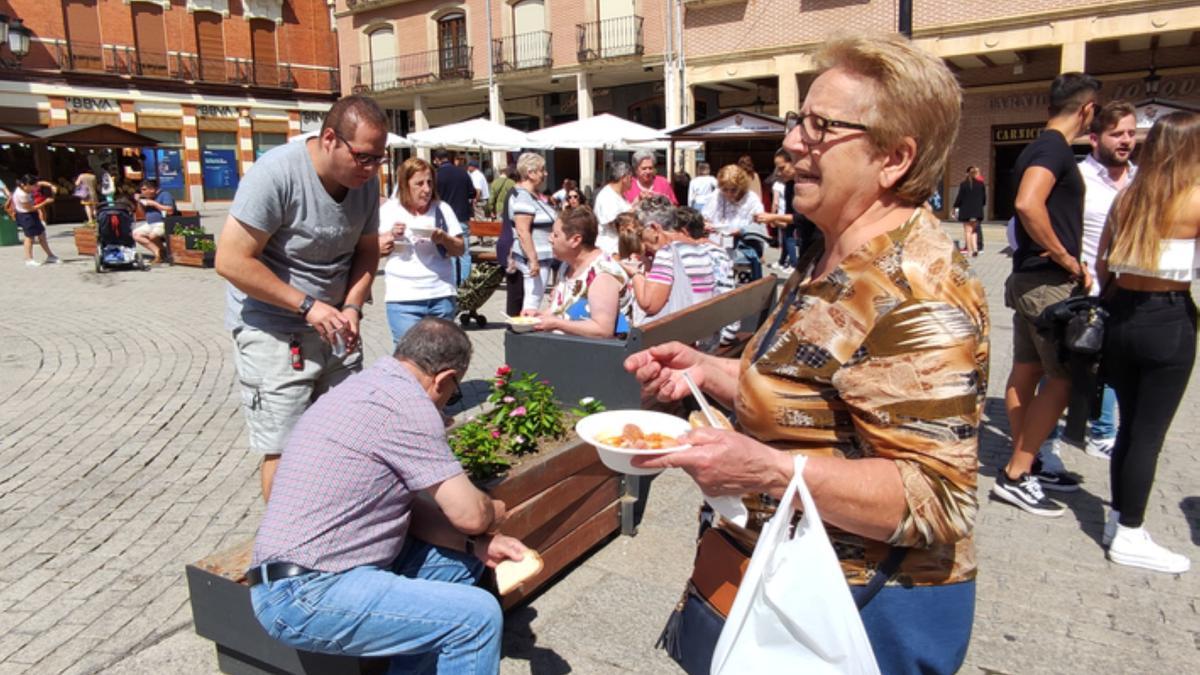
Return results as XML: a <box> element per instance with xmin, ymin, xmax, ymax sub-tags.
<box><xmin>785</xmin><ymin>111</ymin><xmax>870</xmax><ymax>145</ymax></box>
<box><xmin>333</xmin><ymin>131</ymin><xmax>388</xmax><ymax>168</ymax></box>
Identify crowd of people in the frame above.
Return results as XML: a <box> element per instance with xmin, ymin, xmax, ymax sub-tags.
<box><xmin>192</xmin><ymin>29</ymin><xmax>1199</xmax><ymax>672</ymax></box>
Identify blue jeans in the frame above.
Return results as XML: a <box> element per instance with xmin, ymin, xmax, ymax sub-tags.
<box><xmin>1091</xmin><ymin>384</ymin><xmax>1116</xmax><ymax>439</ymax></box>
<box><xmin>250</xmin><ymin>540</ymin><xmax>501</xmax><ymax>675</ymax></box>
<box><xmin>386</xmin><ymin>297</ymin><xmax>457</xmax><ymax>344</ymax></box>
<box><xmin>778</xmin><ymin>224</ymin><xmax>797</xmax><ymax>268</ymax></box>
<box><xmin>457</xmin><ymin>223</ymin><xmax>472</xmax><ymax>286</ymax></box>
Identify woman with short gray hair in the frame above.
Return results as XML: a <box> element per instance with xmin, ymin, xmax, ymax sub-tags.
<box><xmin>507</xmin><ymin>152</ymin><xmax>558</xmax><ymax>314</ymax></box>
<box><xmin>625</xmin><ymin>150</ymin><xmax>678</xmax><ymax>206</ymax></box>
<box><xmin>592</xmin><ymin>161</ymin><xmax>634</xmax><ymax>256</ymax></box>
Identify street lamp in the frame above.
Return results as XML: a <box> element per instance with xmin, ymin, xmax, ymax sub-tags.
<box><xmin>0</xmin><ymin>15</ymin><xmax>31</xmax><ymax>66</ymax></box>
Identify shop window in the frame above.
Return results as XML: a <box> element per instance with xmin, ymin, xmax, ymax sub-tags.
<box><xmin>133</xmin><ymin>4</ymin><xmax>169</xmax><ymax>78</ymax></box>
<box><xmin>195</xmin><ymin>11</ymin><xmax>227</xmax><ymax>83</ymax></box>
<box><xmin>199</xmin><ymin>131</ymin><xmax>239</xmax><ymax>201</ymax></box>
<box><xmin>138</xmin><ymin>129</ymin><xmax>186</xmax><ymax>201</ymax></box>
<box><xmin>253</xmin><ymin>132</ymin><xmax>287</xmax><ymax>159</ymax></box>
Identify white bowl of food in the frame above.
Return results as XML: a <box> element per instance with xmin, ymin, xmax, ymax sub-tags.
<box><xmin>507</xmin><ymin>316</ymin><xmax>541</xmax><ymax>333</ymax></box>
<box><xmin>406</xmin><ymin>223</ymin><xmax>436</xmax><ymax>238</ymax></box>
<box><xmin>575</xmin><ymin>410</ymin><xmax>692</xmax><ymax>475</ymax></box>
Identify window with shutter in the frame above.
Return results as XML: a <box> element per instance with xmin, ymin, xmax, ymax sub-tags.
<box><xmin>64</xmin><ymin>1</ymin><xmax>103</xmax><ymax>72</ymax></box>
<box><xmin>133</xmin><ymin>4</ymin><xmax>169</xmax><ymax>78</ymax></box>
<box><xmin>194</xmin><ymin>12</ymin><xmax>226</xmax><ymax>83</ymax></box>
<box><xmin>250</xmin><ymin>19</ymin><xmax>278</xmax><ymax>86</ymax></box>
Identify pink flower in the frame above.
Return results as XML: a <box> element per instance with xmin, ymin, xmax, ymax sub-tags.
<box><xmin>491</xmin><ymin>429</ymin><xmax>501</xmax><ymax>439</ymax></box>
<box><xmin>502</xmin><ymin>396</ymin><xmax>516</xmax><ymax>404</ymax></box>
<box><xmin>496</xmin><ymin>364</ymin><xmax>512</xmax><ymax>377</ymax></box>
<box><xmin>509</xmin><ymin>406</ymin><xmax>527</xmax><ymax>417</ymax></box>
<box><xmin>495</xmin><ymin>379</ymin><xmax>507</xmax><ymax>388</ymax></box>
<box><xmin>514</xmin><ymin>434</ymin><xmax>526</xmax><ymax>444</ymax></box>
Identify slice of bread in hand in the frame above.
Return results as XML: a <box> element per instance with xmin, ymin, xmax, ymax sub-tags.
<box><xmin>495</xmin><ymin>550</ymin><xmax>544</xmax><ymax>595</ymax></box>
<box><xmin>688</xmin><ymin>408</ymin><xmax>733</xmax><ymax>430</ymax></box>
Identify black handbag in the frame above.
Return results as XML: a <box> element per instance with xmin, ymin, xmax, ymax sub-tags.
<box><xmin>1036</xmin><ymin>296</ymin><xmax>1109</xmax><ymax>355</ymax></box>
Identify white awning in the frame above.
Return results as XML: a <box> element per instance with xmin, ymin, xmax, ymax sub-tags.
<box><xmin>406</xmin><ymin>118</ymin><xmax>545</xmax><ymax>151</ymax></box>
<box><xmin>290</xmin><ymin>130</ymin><xmax>411</xmax><ymax>149</ymax></box>
<box><xmin>527</xmin><ymin>114</ymin><xmax>701</xmax><ymax>151</ymax></box>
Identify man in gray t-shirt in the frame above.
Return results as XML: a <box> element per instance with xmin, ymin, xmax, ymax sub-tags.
<box><xmin>216</xmin><ymin>95</ymin><xmax>387</xmax><ymax>500</ymax></box>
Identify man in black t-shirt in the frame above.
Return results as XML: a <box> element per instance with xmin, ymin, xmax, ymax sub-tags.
<box><xmin>434</xmin><ymin>148</ymin><xmax>476</xmax><ymax>285</ymax></box>
<box><xmin>992</xmin><ymin>73</ymin><xmax>1101</xmax><ymax>518</ymax></box>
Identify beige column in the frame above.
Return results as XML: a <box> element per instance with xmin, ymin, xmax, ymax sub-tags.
<box><xmin>413</xmin><ymin>95</ymin><xmax>430</xmax><ymax>161</ymax></box>
<box><xmin>777</xmin><ymin>71</ymin><xmax>799</xmax><ymax>116</ymax></box>
<box><xmin>488</xmin><ymin>83</ymin><xmax>507</xmax><ymax>171</ymax></box>
<box><xmin>682</xmin><ymin>85</ymin><xmax>697</xmax><ymax>176</ymax></box>
<box><xmin>1060</xmin><ymin>41</ymin><xmax>1087</xmax><ymax>73</ymax></box>
<box><xmin>577</xmin><ymin>72</ymin><xmax>595</xmax><ymax>192</ymax></box>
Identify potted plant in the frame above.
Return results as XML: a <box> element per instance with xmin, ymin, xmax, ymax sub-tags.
<box><xmin>74</xmin><ymin>222</ymin><xmax>98</xmax><ymax>256</ymax></box>
<box><xmin>169</xmin><ymin>222</ymin><xmax>216</xmax><ymax>268</ymax></box>
<box><xmin>449</xmin><ymin>365</ymin><xmax>623</xmax><ymax>608</ymax></box>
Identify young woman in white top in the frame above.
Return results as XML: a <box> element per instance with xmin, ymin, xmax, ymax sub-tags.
<box><xmin>378</xmin><ymin>157</ymin><xmax>466</xmax><ymax>344</ymax></box>
<box><xmin>1095</xmin><ymin>111</ymin><xmax>1200</xmax><ymax>575</ymax></box>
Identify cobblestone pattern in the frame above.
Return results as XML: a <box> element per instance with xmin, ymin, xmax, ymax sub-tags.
<box><xmin>0</xmin><ymin>221</ymin><xmax>1195</xmax><ymax>674</ymax></box>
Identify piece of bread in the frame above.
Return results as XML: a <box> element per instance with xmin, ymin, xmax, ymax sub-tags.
<box><xmin>495</xmin><ymin>550</ymin><xmax>544</xmax><ymax>595</ymax></box>
<box><xmin>688</xmin><ymin>408</ymin><xmax>733</xmax><ymax>430</ymax></box>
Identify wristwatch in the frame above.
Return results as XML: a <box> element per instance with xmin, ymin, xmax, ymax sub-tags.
<box><xmin>343</xmin><ymin>303</ymin><xmax>363</xmax><ymax>318</ymax></box>
<box><xmin>298</xmin><ymin>294</ymin><xmax>316</xmax><ymax>317</ymax></box>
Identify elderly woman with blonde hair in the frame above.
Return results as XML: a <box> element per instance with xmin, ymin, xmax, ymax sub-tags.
<box><xmin>627</xmin><ymin>35</ymin><xmax>988</xmax><ymax>674</ymax></box>
<box><xmin>507</xmin><ymin>151</ymin><xmax>559</xmax><ymax>314</ymax></box>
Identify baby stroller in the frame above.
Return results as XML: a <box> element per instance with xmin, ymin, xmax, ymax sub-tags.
<box><xmin>456</xmin><ymin>261</ymin><xmax>505</xmax><ymax>327</ymax></box>
<box><xmin>94</xmin><ymin>202</ymin><xmax>146</xmax><ymax>273</ymax></box>
<box><xmin>732</xmin><ymin>231</ymin><xmax>769</xmax><ymax>284</ymax></box>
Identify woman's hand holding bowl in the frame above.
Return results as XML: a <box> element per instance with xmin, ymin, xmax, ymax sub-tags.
<box><xmin>631</xmin><ymin>426</ymin><xmax>792</xmax><ymax>497</ymax></box>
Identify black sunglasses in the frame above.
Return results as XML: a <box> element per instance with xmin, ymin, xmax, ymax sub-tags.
<box><xmin>785</xmin><ymin>111</ymin><xmax>870</xmax><ymax>145</ymax></box>
<box><xmin>333</xmin><ymin>132</ymin><xmax>388</xmax><ymax>168</ymax></box>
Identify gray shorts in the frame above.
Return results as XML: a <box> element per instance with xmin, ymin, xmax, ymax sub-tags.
<box><xmin>232</xmin><ymin>326</ymin><xmax>363</xmax><ymax>455</ymax></box>
<box><xmin>1003</xmin><ymin>269</ymin><xmax>1082</xmax><ymax>380</ymax></box>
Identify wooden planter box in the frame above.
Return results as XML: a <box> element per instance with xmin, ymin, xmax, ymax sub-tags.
<box><xmin>169</xmin><ymin>234</ymin><xmax>215</xmax><ymax>268</ymax></box>
<box><xmin>186</xmin><ymin>434</ymin><xmax>626</xmax><ymax>675</ymax></box>
<box><xmin>74</xmin><ymin>227</ymin><xmax>98</xmax><ymax>256</ymax></box>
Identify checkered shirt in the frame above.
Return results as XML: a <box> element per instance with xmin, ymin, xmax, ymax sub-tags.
<box><xmin>251</xmin><ymin>357</ymin><xmax>464</xmax><ymax>572</ymax></box>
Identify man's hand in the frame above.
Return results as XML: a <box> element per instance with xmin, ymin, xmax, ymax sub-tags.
<box><xmin>305</xmin><ymin>300</ymin><xmax>346</xmax><ymax>343</ymax></box>
<box><xmin>340</xmin><ymin>306</ymin><xmax>361</xmax><ymax>352</ymax></box>
<box><xmin>474</xmin><ymin>533</ymin><xmax>529</xmax><ymax>569</ymax></box>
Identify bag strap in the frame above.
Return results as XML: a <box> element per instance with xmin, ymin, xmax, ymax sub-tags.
<box><xmin>433</xmin><ymin>203</ymin><xmax>449</xmax><ymax>257</ymax></box>
<box><xmin>850</xmin><ymin>546</ymin><xmax>908</xmax><ymax>609</ymax></box>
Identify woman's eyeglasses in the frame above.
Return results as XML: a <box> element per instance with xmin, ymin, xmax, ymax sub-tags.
<box><xmin>567</xmin><ymin>193</ymin><xmax>581</xmax><ymax>201</ymax></box>
<box><xmin>784</xmin><ymin>111</ymin><xmax>869</xmax><ymax>145</ymax></box>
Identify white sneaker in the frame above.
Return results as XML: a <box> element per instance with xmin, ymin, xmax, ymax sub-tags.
<box><xmin>25</xmin><ymin>259</ymin><xmax>41</xmax><ymax>267</ymax></box>
<box><xmin>1086</xmin><ymin>436</ymin><xmax>1115</xmax><ymax>460</ymax></box>
<box><xmin>1107</xmin><ymin>525</ymin><xmax>1191</xmax><ymax>574</ymax></box>
<box><xmin>44</xmin><ymin>255</ymin><xmax>61</xmax><ymax>264</ymax></box>
<box><xmin>1102</xmin><ymin>510</ymin><xmax>1119</xmax><ymax>547</ymax></box>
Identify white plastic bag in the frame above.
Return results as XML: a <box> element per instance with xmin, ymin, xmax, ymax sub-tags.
<box><xmin>710</xmin><ymin>455</ymin><xmax>880</xmax><ymax>675</ymax></box>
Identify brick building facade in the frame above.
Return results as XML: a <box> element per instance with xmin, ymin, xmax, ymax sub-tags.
<box><xmin>0</xmin><ymin>0</ymin><xmax>341</xmax><ymax>211</ymax></box>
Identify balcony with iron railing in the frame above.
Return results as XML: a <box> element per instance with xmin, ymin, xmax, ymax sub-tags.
<box><xmin>12</xmin><ymin>39</ymin><xmax>337</xmax><ymax>92</ymax></box>
<box><xmin>351</xmin><ymin>46</ymin><xmax>473</xmax><ymax>93</ymax></box>
<box><xmin>576</xmin><ymin>15</ymin><xmax>643</xmax><ymax>62</ymax></box>
<box><xmin>493</xmin><ymin>31</ymin><xmax>552</xmax><ymax>73</ymax></box>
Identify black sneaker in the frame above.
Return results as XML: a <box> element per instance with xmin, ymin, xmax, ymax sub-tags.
<box><xmin>1031</xmin><ymin>458</ymin><xmax>1081</xmax><ymax>492</ymax></box>
<box><xmin>991</xmin><ymin>472</ymin><xmax>1065</xmax><ymax>517</ymax></box>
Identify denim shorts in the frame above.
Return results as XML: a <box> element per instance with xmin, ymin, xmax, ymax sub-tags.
<box><xmin>16</xmin><ymin>211</ymin><xmax>43</xmax><ymax>238</ymax></box>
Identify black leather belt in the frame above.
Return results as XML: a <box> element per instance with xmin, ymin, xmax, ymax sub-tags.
<box><xmin>246</xmin><ymin>562</ymin><xmax>318</xmax><ymax>587</ymax></box>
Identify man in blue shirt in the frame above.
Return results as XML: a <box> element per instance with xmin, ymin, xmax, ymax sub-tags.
<box><xmin>434</xmin><ymin>149</ymin><xmax>475</xmax><ymax>285</ymax></box>
<box><xmin>134</xmin><ymin>178</ymin><xmax>178</xmax><ymax>264</ymax></box>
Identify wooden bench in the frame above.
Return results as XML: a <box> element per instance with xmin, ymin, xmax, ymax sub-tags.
<box><xmin>468</xmin><ymin>219</ymin><xmax>502</xmax><ymax>263</ymax></box>
<box><xmin>504</xmin><ymin>276</ymin><xmax>779</xmax><ymax>410</ymax></box>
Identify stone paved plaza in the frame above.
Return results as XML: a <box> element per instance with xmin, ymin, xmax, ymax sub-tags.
<box><xmin>0</xmin><ymin>216</ymin><xmax>1196</xmax><ymax>674</ymax></box>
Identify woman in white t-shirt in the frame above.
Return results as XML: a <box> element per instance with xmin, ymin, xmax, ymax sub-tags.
<box><xmin>702</xmin><ymin>164</ymin><xmax>766</xmax><ymax>279</ymax></box>
<box><xmin>591</xmin><ymin>161</ymin><xmax>634</xmax><ymax>256</ymax></box>
<box><xmin>378</xmin><ymin>157</ymin><xmax>466</xmax><ymax>344</ymax></box>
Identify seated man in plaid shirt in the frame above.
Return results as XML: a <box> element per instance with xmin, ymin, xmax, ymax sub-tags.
<box><xmin>247</xmin><ymin>317</ymin><xmax>529</xmax><ymax>673</ymax></box>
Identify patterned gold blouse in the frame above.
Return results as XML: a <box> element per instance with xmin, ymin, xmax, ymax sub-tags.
<box><xmin>723</xmin><ymin>207</ymin><xmax>990</xmax><ymax>587</ymax></box>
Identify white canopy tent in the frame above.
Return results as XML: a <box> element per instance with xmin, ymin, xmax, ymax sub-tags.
<box><xmin>527</xmin><ymin>113</ymin><xmax>701</xmax><ymax>151</ymax></box>
<box><xmin>406</xmin><ymin>118</ymin><xmax>545</xmax><ymax>151</ymax></box>
<box><xmin>289</xmin><ymin>129</ymin><xmax>411</xmax><ymax>148</ymax></box>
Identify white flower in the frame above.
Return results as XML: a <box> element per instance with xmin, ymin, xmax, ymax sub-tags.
<box><xmin>580</xmin><ymin>397</ymin><xmax>595</xmax><ymax>406</ymax></box>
